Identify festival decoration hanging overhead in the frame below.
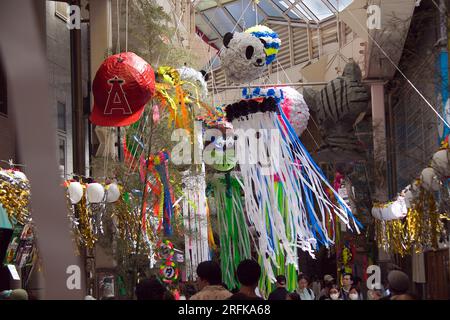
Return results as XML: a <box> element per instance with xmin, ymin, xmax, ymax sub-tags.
<box><xmin>177</xmin><ymin>66</ymin><xmax>209</xmax><ymax>101</ymax></box>
<box><xmin>181</xmin><ymin>171</ymin><xmax>210</xmax><ymax>282</ymax></box>
<box><xmin>209</xmin><ymin>174</ymin><xmax>251</xmax><ymax>290</ymax></box>
<box><xmin>303</xmin><ymin>60</ymin><xmax>369</xmax><ymax>161</ymax></box>
<box><xmin>0</xmin><ymin>169</ymin><xmax>31</xmax><ymax>225</ymax></box>
<box><xmin>243</xmin><ymin>86</ymin><xmax>310</xmax><ymax>135</ymax></box>
<box><xmin>220</xmin><ymin>31</ymin><xmax>269</xmax><ymax>84</ymax></box>
<box><xmin>225</xmin><ymin>96</ymin><xmax>362</xmax><ymax>283</ymax></box>
<box><xmin>245</xmin><ymin>25</ymin><xmax>281</xmax><ymax>65</ymax></box>
<box><xmin>64</xmin><ymin>180</ymin><xmax>123</xmax><ymax>248</ymax></box>
<box><xmin>90</xmin><ymin>52</ymin><xmax>156</xmax><ymax>127</ymax></box>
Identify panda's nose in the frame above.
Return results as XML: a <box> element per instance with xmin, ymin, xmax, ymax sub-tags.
<box><xmin>256</xmin><ymin>58</ymin><xmax>263</xmax><ymax>64</ymax></box>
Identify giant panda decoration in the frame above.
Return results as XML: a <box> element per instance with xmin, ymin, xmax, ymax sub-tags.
<box><xmin>220</xmin><ymin>26</ymin><xmax>280</xmax><ymax>84</ymax></box>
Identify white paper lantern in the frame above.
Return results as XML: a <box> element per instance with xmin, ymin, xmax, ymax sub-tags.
<box><xmin>86</xmin><ymin>183</ymin><xmax>105</xmax><ymax>203</ymax></box>
<box><xmin>106</xmin><ymin>183</ymin><xmax>121</xmax><ymax>203</ymax></box>
<box><xmin>11</xmin><ymin>170</ymin><xmax>28</xmax><ymax>182</ymax></box>
<box><xmin>68</xmin><ymin>182</ymin><xmax>83</xmax><ymax>204</ymax></box>
<box><xmin>431</xmin><ymin>149</ymin><xmax>450</xmax><ymax>175</ymax></box>
<box><xmin>420</xmin><ymin>167</ymin><xmax>440</xmax><ymax>191</ymax></box>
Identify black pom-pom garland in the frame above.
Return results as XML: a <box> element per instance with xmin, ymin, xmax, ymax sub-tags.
<box><xmin>225</xmin><ymin>97</ymin><xmax>278</xmax><ymax>122</ymax></box>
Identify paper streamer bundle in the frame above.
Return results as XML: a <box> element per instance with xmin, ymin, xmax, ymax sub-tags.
<box><xmin>210</xmin><ymin>174</ymin><xmax>252</xmax><ymax>289</ymax></box>
<box><xmin>182</xmin><ymin>172</ymin><xmax>210</xmax><ymax>281</ymax></box>
<box><xmin>225</xmin><ymin>97</ymin><xmax>362</xmax><ymax>282</ymax></box>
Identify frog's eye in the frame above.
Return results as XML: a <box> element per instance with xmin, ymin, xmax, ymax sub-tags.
<box><xmin>214</xmin><ymin>136</ymin><xmax>225</xmax><ymax>150</ymax></box>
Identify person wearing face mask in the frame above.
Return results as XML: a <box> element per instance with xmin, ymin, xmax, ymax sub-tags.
<box><xmin>348</xmin><ymin>286</ymin><xmax>362</xmax><ymax>300</ymax></box>
<box><xmin>319</xmin><ymin>284</ymin><xmax>341</xmax><ymax>300</ymax></box>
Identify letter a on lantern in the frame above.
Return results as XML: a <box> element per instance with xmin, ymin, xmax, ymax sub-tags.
<box><xmin>104</xmin><ymin>76</ymin><xmax>132</xmax><ymax>115</ymax></box>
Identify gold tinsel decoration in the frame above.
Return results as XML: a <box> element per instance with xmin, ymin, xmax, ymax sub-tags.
<box><xmin>375</xmin><ymin>188</ymin><xmax>446</xmax><ymax>256</ymax></box>
<box><xmin>0</xmin><ymin>170</ymin><xmax>31</xmax><ymax>225</ymax></box>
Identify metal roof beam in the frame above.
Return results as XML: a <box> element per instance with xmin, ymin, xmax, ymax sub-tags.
<box><xmin>267</xmin><ymin>0</ymin><xmax>293</xmax><ymax>23</ymax></box>
<box><xmin>296</xmin><ymin>0</ymin><xmax>320</xmax><ymax>22</ymax></box>
<box><xmin>284</xmin><ymin>0</ymin><xmax>313</xmax><ymax>24</ymax></box>
<box><xmin>197</xmin><ymin>11</ymin><xmax>224</xmax><ymax>40</ymax></box>
<box><xmin>215</xmin><ymin>1</ymin><xmax>243</xmax><ymax>32</ymax></box>
<box><xmin>320</xmin><ymin>0</ymin><xmax>338</xmax><ymax>13</ymax></box>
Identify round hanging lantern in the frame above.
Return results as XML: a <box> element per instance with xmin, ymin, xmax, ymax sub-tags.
<box><xmin>86</xmin><ymin>183</ymin><xmax>105</xmax><ymax>203</ymax></box>
<box><xmin>11</xmin><ymin>170</ymin><xmax>28</xmax><ymax>182</ymax></box>
<box><xmin>106</xmin><ymin>183</ymin><xmax>121</xmax><ymax>203</ymax></box>
<box><xmin>280</xmin><ymin>87</ymin><xmax>310</xmax><ymax>135</ymax></box>
<box><xmin>68</xmin><ymin>181</ymin><xmax>84</xmax><ymax>204</ymax></box>
<box><xmin>420</xmin><ymin>167</ymin><xmax>440</xmax><ymax>191</ymax></box>
<box><xmin>431</xmin><ymin>148</ymin><xmax>450</xmax><ymax>175</ymax></box>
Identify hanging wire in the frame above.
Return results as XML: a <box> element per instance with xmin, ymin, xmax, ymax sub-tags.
<box><xmin>125</xmin><ymin>0</ymin><xmax>129</xmax><ymax>52</ymax></box>
<box><xmin>205</xmin><ymin>0</ymin><xmax>254</xmax><ymax>76</ymax></box>
<box><xmin>276</xmin><ymin>59</ymin><xmax>321</xmax><ymax>151</ymax></box>
<box><xmin>116</xmin><ymin>0</ymin><xmax>121</xmax><ymax>54</ymax></box>
<box><xmin>345</xmin><ymin>8</ymin><xmax>450</xmax><ymax>130</ymax></box>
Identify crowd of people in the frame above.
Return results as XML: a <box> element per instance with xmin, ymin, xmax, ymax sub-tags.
<box><xmin>135</xmin><ymin>259</ymin><xmax>418</xmax><ymax>301</ymax></box>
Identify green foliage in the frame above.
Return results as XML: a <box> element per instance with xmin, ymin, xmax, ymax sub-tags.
<box><xmin>127</xmin><ymin>0</ymin><xmax>197</xmax><ymax>67</ymax></box>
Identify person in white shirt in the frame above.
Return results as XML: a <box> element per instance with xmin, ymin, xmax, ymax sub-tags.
<box><xmin>296</xmin><ymin>275</ymin><xmax>315</xmax><ymax>300</ymax></box>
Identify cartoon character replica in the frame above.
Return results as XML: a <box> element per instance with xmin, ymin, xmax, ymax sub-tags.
<box><xmin>220</xmin><ymin>31</ymin><xmax>269</xmax><ymax>84</ymax></box>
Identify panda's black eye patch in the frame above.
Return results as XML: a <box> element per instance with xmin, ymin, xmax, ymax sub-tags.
<box><xmin>246</xmin><ymin>46</ymin><xmax>254</xmax><ymax>60</ymax></box>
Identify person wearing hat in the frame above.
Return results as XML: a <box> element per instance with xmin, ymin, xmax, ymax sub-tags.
<box><xmin>318</xmin><ymin>274</ymin><xmax>335</xmax><ymax>299</ymax></box>
<box><xmin>268</xmin><ymin>275</ymin><xmax>289</xmax><ymax>300</ymax></box>
<box><xmin>381</xmin><ymin>270</ymin><xmax>410</xmax><ymax>300</ymax></box>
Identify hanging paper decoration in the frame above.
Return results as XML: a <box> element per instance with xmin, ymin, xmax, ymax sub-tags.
<box><xmin>177</xmin><ymin>66</ymin><xmax>208</xmax><ymax>101</ymax></box>
<box><xmin>243</xmin><ymin>86</ymin><xmax>310</xmax><ymax>135</ymax></box>
<box><xmin>181</xmin><ymin>171</ymin><xmax>210</xmax><ymax>282</ymax></box>
<box><xmin>105</xmin><ymin>183</ymin><xmax>121</xmax><ymax>203</ymax></box>
<box><xmin>142</xmin><ymin>151</ymin><xmax>176</xmax><ymax>237</ymax></box>
<box><xmin>224</xmin><ymin>96</ymin><xmax>362</xmax><ymax>283</ymax></box>
<box><xmin>420</xmin><ymin>167</ymin><xmax>441</xmax><ymax>191</ymax></box>
<box><xmin>210</xmin><ymin>174</ymin><xmax>252</xmax><ymax>290</ymax></box>
<box><xmin>220</xmin><ymin>31</ymin><xmax>269</xmax><ymax>84</ymax></box>
<box><xmin>374</xmin><ymin>188</ymin><xmax>448</xmax><ymax>256</ymax></box>
<box><xmin>86</xmin><ymin>183</ymin><xmax>105</xmax><ymax>203</ymax></box>
<box><xmin>159</xmin><ymin>260</ymin><xmax>180</xmax><ymax>284</ymax></box>
<box><xmin>371</xmin><ymin>196</ymin><xmax>408</xmax><ymax>221</ymax></box>
<box><xmin>90</xmin><ymin>52</ymin><xmax>156</xmax><ymax>127</ymax></box>
<box><xmin>245</xmin><ymin>25</ymin><xmax>281</xmax><ymax>65</ymax></box>
<box><xmin>64</xmin><ymin>180</ymin><xmax>124</xmax><ymax>248</ymax></box>
<box><xmin>431</xmin><ymin>144</ymin><xmax>450</xmax><ymax>176</ymax></box>
<box><xmin>155</xmin><ymin>66</ymin><xmax>191</xmax><ymax>131</ymax></box>
<box><xmin>0</xmin><ymin>169</ymin><xmax>31</xmax><ymax>225</ymax></box>
<box><xmin>303</xmin><ymin>61</ymin><xmax>369</xmax><ymax>160</ymax></box>
<box><xmin>67</xmin><ymin>181</ymin><xmax>83</xmax><ymax>204</ymax></box>
<box><xmin>155</xmin><ymin>239</ymin><xmax>175</xmax><ymax>261</ymax></box>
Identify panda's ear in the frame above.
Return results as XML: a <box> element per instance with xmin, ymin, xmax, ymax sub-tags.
<box><xmin>223</xmin><ymin>32</ymin><xmax>234</xmax><ymax>48</ymax></box>
<box><xmin>200</xmin><ymin>70</ymin><xmax>210</xmax><ymax>82</ymax></box>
